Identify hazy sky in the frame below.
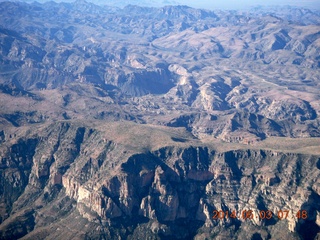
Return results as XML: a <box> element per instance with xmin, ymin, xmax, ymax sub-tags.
<box><xmin>178</xmin><ymin>0</ymin><xmax>320</xmax><ymax>10</ymax></box>
<box><xmin>10</xmin><ymin>0</ymin><xmax>320</xmax><ymax>10</ymax></box>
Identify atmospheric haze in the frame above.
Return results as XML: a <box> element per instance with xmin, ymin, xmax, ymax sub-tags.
<box><xmin>6</xmin><ymin>0</ymin><xmax>320</xmax><ymax>9</ymax></box>
<box><xmin>178</xmin><ymin>0</ymin><xmax>320</xmax><ymax>9</ymax></box>
<box><xmin>0</xmin><ymin>0</ymin><xmax>320</xmax><ymax>239</ymax></box>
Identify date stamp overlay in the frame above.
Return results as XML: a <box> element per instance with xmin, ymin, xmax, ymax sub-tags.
<box><xmin>212</xmin><ymin>209</ymin><xmax>308</xmax><ymax>220</ymax></box>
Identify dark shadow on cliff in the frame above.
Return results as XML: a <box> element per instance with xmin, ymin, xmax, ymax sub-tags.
<box><xmin>297</xmin><ymin>191</ymin><xmax>320</xmax><ymax>240</ymax></box>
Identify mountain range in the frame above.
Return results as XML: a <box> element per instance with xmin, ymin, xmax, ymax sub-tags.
<box><xmin>0</xmin><ymin>1</ymin><xmax>319</xmax><ymax>239</ymax></box>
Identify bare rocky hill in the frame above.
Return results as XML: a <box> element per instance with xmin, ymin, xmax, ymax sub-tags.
<box><xmin>0</xmin><ymin>1</ymin><xmax>320</xmax><ymax>239</ymax></box>
<box><xmin>0</xmin><ymin>1</ymin><xmax>319</xmax><ymax>142</ymax></box>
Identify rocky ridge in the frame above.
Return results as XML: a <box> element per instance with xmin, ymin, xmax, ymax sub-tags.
<box><xmin>0</xmin><ymin>122</ymin><xmax>319</xmax><ymax>239</ymax></box>
<box><xmin>0</xmin><ymin>2</ymin><xmax>320</xmax><ymax>143</ymax></box>
<box><xmin>0</xmin><ymin>1</ymin><xmax>320</xmax><ymax>239</ymax></box>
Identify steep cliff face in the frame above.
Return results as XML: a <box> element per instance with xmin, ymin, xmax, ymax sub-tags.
<box><xmin>0</xmin><ymin>122</ymin><xmax>319</xmax><ymax>239</ymax></box>
<box><xmin>0</xmin><ymin>138</ymin><xmax>37</xmax><ymax>223</ymax></box>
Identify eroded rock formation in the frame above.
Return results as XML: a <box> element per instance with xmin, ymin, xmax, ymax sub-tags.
<box><xmin>0</xmin><ymin>122</ymin><xmax>319</xmax><ymax>239</ymax></box>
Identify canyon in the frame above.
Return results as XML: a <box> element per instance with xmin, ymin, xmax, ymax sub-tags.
<box><xmin>0</xmin><ymin>1</ymin><xmax>319</xmax><ymax>239</ymax></box>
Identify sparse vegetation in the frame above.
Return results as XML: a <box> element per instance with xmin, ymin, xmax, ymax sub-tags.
<box><xmin>0</xmin><ymin>1</ymin><xmax>319</xmax><ymax>239</ymax></box>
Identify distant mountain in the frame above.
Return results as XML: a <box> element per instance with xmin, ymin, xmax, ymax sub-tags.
<box><xmin>96</xmin><ymin>0</ymin><xmax>180</xmax><ymax>7</ymax></box>
<box><xmin>0</xmin><ymin>1</ymin><xmax>320</xmax><ymax>240</ymax></box>
<box><xmin>13</xmin><ymin>0</ymin><xmax>181</xmax><ymax>7</ymax></box>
